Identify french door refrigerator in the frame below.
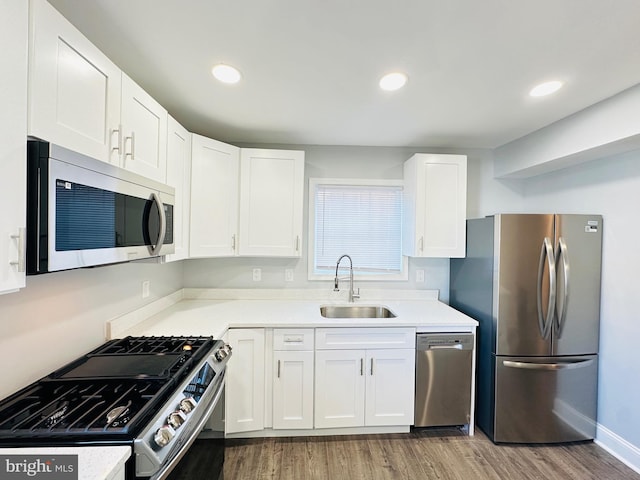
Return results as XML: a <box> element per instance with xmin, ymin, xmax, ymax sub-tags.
<box><xmin>450</xmin><ymin>214</ymin><xmax>602</xmax><ymax>443</ymax></box>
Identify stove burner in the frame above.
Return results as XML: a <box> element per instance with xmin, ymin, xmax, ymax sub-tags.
<box><xmin>106</xmin><ymin>401</ymin><xmax>131</xmax><ymax>426</ymax></box>
<box><xmin>42</xmin><ymin>401</ymin><xmax>69</xmax><ymax>428</ymax></box>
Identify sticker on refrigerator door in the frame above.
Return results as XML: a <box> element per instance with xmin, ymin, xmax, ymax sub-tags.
<box><xmin>585</xmin><ymin>220</ymin><xmax>598</xmax><ymax>233</ymax></box>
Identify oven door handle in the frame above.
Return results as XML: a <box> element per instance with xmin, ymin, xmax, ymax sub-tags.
<box><xmin>152</xmin><ymin>372</ymin><xmax>225</xmax><ymax>480</ymax></box>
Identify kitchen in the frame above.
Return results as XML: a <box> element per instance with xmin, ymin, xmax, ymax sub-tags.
<box><xmin>1</xmin><ymin>0</ymin><xmax>639</xmax><ymax>479</ymax></box>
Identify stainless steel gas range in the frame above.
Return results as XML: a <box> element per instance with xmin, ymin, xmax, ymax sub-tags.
<box><xmin>0</xmin><ymin>336</ymin><xmax>231</xmax><ymax>480</ymax></box>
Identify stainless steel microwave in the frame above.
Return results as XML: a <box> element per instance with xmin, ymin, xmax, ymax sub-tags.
<box><xmin>26</xmin><ymin>140</ymin><xmax>174</xmax><ymax>274</ymax></box>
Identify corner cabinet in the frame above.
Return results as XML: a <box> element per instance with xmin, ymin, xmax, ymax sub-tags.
<box><xmin>238</xmin><ymin>149</ymin><xmax>305</xmax><ymax>257</ymax></box>
<box><xmin>403</xmin><ymin>154</ymin><xmax>467</xmax><ymax>258</ymax></box>
<box><xmin>314</xmin><ymin>328</ymin><xmax>416</xmax><ymax>429</ymax></box>
<box><xmin>164</xmin><ymin>116</ymin><xmax>191</xmax><ymax>262</ymax></box>
<box><xmin>0</xmin><ymin>0</ymin><xmax>28</xmax><ymax>294</ymax></box>
<box><xmin>189</xmin><ymin>144</ymin><xmax>305</xmax><ymax>258</ymax></box>
<box><xmin>189</xmin><ymin>135</ymin><xmax>240</xmax><ymax>257</ymax></box>
<box><xmin>225</xmin><ymin>329</ymin><xmax>265</xmax><ymax>434</ymax></box>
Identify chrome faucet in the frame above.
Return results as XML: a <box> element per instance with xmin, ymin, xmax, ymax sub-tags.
<box><xmin>334</xmin><ymin>254</ymin><xmax>360</xmax><ymax>303</ymax></box>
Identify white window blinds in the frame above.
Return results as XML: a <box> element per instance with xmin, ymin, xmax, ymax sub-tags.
<box><xmin>313</xmin><ymin>183</ymin><xmax>403</xmax><ymax>275</ymax></box>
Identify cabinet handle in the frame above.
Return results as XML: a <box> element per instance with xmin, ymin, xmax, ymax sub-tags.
<box><xmin>125</xmin><ymin>131</ymin><xmax>136</xmax><ymax>160</ymax></box>
<box><xmin>110</xmin><ymin>124</ymin><xmax>122</xmax><ymax>154</ymax></box>
<box><xmin>277</xmin><ymin>360</ymin><xmax>281</xmax><ymax>378</ymax></box>
<box><xmin>419</xmin><ymin>236</ymin><xmax>424</xmax><ymax>253</ymax></box>
<box><xmin>370</xmin><ymin>358</ymin><xmax>374</xmax><ymax>376</ymax></box>
<box><xmin>360</xmin><ymin>358</ymin><xmax>364</xmax><ymax>376</ymax></box>
<box><xmin>231</xmin><ymin>234</ymin><xmax>236</xmax><ymax>251</ymax></box>
<box><xmin>295</xmin><ymin>235</ymin><xmax>300</xmax><ymax>252</ymax></box>
<box><xmin>9</xmin><ymin>228</ymin><xmax>26</xmax><ymax>273</ymax></box>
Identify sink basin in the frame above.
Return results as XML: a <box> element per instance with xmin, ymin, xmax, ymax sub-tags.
<box><xmin>320</xmin><ymin>305</ymin><xmax>397</xmax><ymax>319</ymax></box>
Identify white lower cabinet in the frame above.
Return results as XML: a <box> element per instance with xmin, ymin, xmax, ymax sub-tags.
<box><xmin>314</xmin><ymin>328</ymin><xmax>416</xmax><ymax>429</ymax></box>
<box><xmin>273</xmin><ymin>350</ymin><xmax>314</xmax><ymax>429</ymax></box>
<box><xmin>226</xmin><ymin>327</ymin><xmax>415</xmax><ymax>436</ymax></box>
<box><xmin>272</xmin><ymin>328</ymin><xmax>314</xmax><ymax>430</ymax></box>
<box><xmin>364</xmin><ymin>349</ymin><xmax>415</xmax><ymax>426</ymax></box>
<box><xmin>225</xmin><ymin>329</ymin><xmax>265</xmax><ymax>434</ymax></box>
<box><xmin>314</xmin><ymin>349</ymin><xmax>365</xmax><ymax>428</ymax></box>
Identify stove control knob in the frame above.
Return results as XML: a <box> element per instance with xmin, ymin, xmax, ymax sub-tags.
<box><xmin>167</xmin><ymin>410</ymin><xmax>187</xmax><ymax>429</ymax></box>
<box><xmin>215</xmin><ymin>344</ymin><xmax>232</xmax><ymax>362</ymax></box>
<box><xmin>153</xmin><ymin>425</ymin><xmax>175</xmax><ymax>448</ymax></box>
<box><xmin>179</xmin><ymin>397</ymin><xmax>197</xmax><ymax>414</ymax></box>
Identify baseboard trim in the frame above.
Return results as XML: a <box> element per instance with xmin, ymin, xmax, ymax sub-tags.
<box><xmin>596</xmin><ymin>423</ymin><xmax>640</xmax><ymax>475</ymax></box>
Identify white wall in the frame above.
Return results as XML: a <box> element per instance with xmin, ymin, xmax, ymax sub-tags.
<box><xmin>518</xmin><ymin>151</ymin><xmax>640</xmax><ymax>453</ymax></box>
<box><xmin>184</xmin><ymin>145</ymin><xmax>494</xmax><ymax>303</ymax></box>
<box><xmin>0</xmin><ymin>260</ymin><xmax>183</xmax><ymax>399</ymax></box>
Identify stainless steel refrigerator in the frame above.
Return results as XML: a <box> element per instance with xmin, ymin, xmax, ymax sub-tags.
<box><xmin>450</xmin><ymin>214</ymin><xmax>602</xmax><ymax>443</ymax></box>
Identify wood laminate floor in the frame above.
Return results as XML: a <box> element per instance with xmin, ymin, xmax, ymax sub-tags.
<box><xmin>171</xmin><ymin>428</ymin><xmax>640</xmax><ymax>480</ymax></box>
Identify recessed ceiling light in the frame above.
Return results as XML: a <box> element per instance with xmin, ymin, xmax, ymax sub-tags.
<box><xmin>379</xmin><ymin>72</ymin><xmax>408</xmax><ymax>91</ymax></box>
<box><xmin>211</xmin><ymin>64</ymin><xmax>242</xmax><ymax>84</ymax></box>
<box><xmin>529</xmin><ymin>80</ymin><xmax>563</xmax><ymax>97</ymax></box>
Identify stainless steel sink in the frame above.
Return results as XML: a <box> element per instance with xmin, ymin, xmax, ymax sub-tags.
<box><xmin>319</xmin><ymin>305</ymin><xmax>397</xmax><ymax>319</ymax></box>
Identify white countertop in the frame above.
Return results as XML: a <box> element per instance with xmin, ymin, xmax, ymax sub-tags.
<box><xmin>109</xmin><ymin>288</ymin><xmax>478</xmax><ymax>339</ymax></box>
<box><xmin>0</xmin><ymin>446</ymin><xmax>130</xmax><ymax>480</ymax></box>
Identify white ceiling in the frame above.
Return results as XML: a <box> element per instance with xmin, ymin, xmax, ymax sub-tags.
<box><xmin>48</xmin><ymin>0</ymin><xmax>640</xmax><ymax>149</ymax></box>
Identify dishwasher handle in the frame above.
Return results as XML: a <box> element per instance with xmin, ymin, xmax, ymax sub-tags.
<box><xmin>428</xmin><ymin>344</ymin><xmax>464</xmax><ymax>350</ymax></box>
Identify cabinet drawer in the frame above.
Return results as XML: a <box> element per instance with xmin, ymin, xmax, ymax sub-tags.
<box><xmin>274</xmin><ymin>328</ymin><xmax>314</xmax><ymax>350</ymax></box>
<box><xmin>316</xmin><ymin>328</ymin><xmax>415</xmax><ymax>350</ymax></box>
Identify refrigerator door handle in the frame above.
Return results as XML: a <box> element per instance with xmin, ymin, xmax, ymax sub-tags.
<box><xmin>555</xmin><ymin>237</ymin><xmax>570</xmax><ymax>338</ymax></box>
<box><xmin>537</xmin><ymin>237</ymin><xmax>556</xmax><ymax>339</ymax></box>
<box><xmin>503</xmin><ymin>359</ymin><xmax>594</xmax><ymax>371</ymax></box>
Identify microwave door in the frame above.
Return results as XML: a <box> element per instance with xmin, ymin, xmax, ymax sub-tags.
<box><xmin>46</xmin><ymin>158</ymin><xmax>165</xmax><ymax>271</ymax></box>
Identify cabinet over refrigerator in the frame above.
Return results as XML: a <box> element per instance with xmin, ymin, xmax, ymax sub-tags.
<box><xmin>450</xmin><ymin>213</ymin><xmax>602</xmax><ymax>443</ymax></box>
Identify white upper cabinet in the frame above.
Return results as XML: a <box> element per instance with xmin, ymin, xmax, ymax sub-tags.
<box><xmin>28</xmin><ymin>0</ymin><xmax>168</xmax><ymax>182</ymax></box>
<box><xmin>164</xmin><ymin>116</ymin><xmax>191</xmax><ymax>262</ymax></box>
<box><xmin>189</xmin><ymin>135</ymin><xmax>240</xmax><ymax>257</ymax></box>
<box><xmin>403</xmin><ymin>153</ymin><xmax>467</xmax><ymax>258</ymax></box>
<box><xmin>0</xmin><ymin>0</ymin><xmax>28</xmax><ymax>295</ymax></box>
<box><xmin>28</xmin><ymin>0</ymin><xmax>121</xmax><ymax>165</ymax></box>
<box><xmin>120</xmin><ymin>73</ymin><xmax>168</xmax><ymax>182</ymax></box>
<box><xmin>238</xmin><ymin>149</ymin><xmax>305</xmax><ymax>257</ymax></box>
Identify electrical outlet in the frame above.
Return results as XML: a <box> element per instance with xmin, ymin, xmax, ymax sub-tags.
<box><xmin>416</xmin><ymin>269</ymin><xmax>425</xmax><ymax>283</ymax></box>
<box><xmin>252</xmin><ymin>268</ymin><xmax>262</xmax><ymax>281</ymax></box>
<box><xmin>142</xmin><ymin>280</ymin><xmax>150</xmax><ymax>298</ymax></box>
<box><xmin>285</xmin><ymin>269</ymin><xmax>294</xmax><ymax>282</ymax></box>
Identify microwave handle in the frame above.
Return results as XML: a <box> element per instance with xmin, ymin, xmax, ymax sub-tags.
<box><xmin>149</xmin><ymin>192</ymin><xmax>166</xmax><ymax>256</ymax></box>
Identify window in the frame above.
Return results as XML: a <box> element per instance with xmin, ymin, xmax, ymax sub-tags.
<box><xmin>308</xmin><ymin>178</ymin><xmax>407</xmax><ymax>280</ymax></box>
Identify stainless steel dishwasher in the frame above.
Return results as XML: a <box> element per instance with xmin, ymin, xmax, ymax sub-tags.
<box><xmin>414</xmin><ymin>333</ymin><xmax>474</xmax><ymax>427</ymax></box>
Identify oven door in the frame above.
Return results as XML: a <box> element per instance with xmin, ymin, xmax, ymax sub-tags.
<box><xmin>135</xmin><ymin>361</ymin><xmax>226</xmax><ymax>480</ymax></box>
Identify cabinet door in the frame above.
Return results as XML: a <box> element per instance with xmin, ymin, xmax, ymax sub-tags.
<box><xmin>0</xmin><ymin>0</ymin><xmax>27</xmax><ymax>294</ymax></box>
<box><xmin>120</xmin><ymin>73</ymin><xmax>168</xmax><ymax>182</ymax></box>
<box><xmin>225</xmin><ymin>329</ymin><xmax>265</xmax><ymax>434</ymax></box>
<box><xmin>164</xmin><ymin>116</ymin><xmax>191</xmax><ymax>262</ymax></box>
<box><xmin>403</xmin><ymin>154</ymin><xmax>467</xmax><ymax>258</ymax></box>
<box><xmin>28</xmin><ymin>0</ymin><xmax>121</xmax><ymax>165</ymax></box>
<box><xmin>314</xmin><ymin>350</ymin><xmax>365</xmax><ymax>428</ymax></box>
<box><xmin>238</xmin><ymin>149</ymin><xmax>304</xmax><ymax>257</ymax></box>
<box><xmin>273</xmin><ymin>351</ymin><xmax>314</xmax><ymax>429</ymax></box>
<box><xmin>190</xmin><ymin>135</ymin><xmax>240</xmax><ymax>257</ymax></box>
<box><xmin>365</xmin><ymin>349</ymin><xmax>415</xmax><ymax>426</ymax></box>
